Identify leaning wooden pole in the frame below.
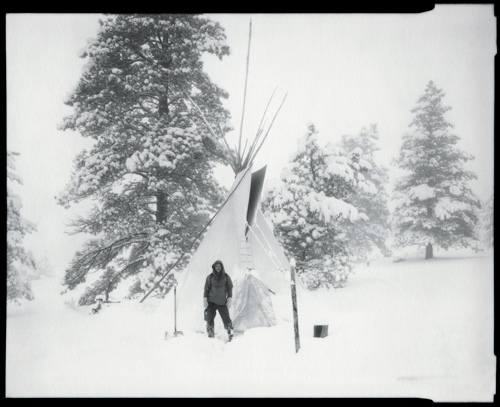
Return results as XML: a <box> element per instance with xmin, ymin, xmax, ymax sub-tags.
<box><xmin>237</xmin><ymin>19</ymin><xmax>252</xmax><ymax>159</ymax></box>
<box><xmin>174</xmin><ymin>285</ymin><xmax>178</xmax><ymax>333</ymax></box>
<box><xmin>290</xmin><ymin>258</ymin><xmax>300</xmax><ymax>353</ymax></box>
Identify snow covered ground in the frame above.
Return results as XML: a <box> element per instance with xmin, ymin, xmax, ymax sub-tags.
<box><xmin>6</xmin><ymin>248</ymin><xmax>495</xmax><ymax>400</ymax></box>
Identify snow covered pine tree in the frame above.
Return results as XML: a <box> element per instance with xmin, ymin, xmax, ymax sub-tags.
<box><xmin>57</xmin><ymin>14</ymin><xmax>233</xmax><ymax>305</ymax></box>
<box><xmin>480</xmin><ymin>194</ymin><xmax>494</xmax><ymax>249</ymax></box>
<box><xmin>339</xmin><ymin>124</ymin><xmax>392</xmax><ymax>260</ymax></box>
<box><xmin>262</xmin><ymin>124</ymin><xmax>378</xmax><ymax>289</ymax></box>
<box><xmin>7</xmin><ymin>151</ymin><xmax>37</xmax><ymax>303</ymax></box>
<box><xmin>391</xmin><ymin>81</ymin><xmax>481</xmax><ymax>259</ymax></box>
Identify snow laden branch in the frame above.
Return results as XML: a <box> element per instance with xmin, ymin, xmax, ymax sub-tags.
<box><xmin>7</xmin><ymin>150</ymin><xmax>38</xmax><ymax>303</ymax></box>
<box><xmin>58</xmin><ymin>14</ymin><xmax>232</xmax><ymax>305</ymax></box>
<box><xmin>63</xmin><ymin>233</ymin><xmax>150</xmax><ymax>290</ymax></box>
<box><xmin>78</xmin><ymin>256</ymin><xmax>146</xmax><ymax>305</ymax></box>
<box><xmin>306</xmin><ymin>192</ymin><xmax>366</xmax><ymax>223</ymax></box>
<box><xmin>263</xmin><ymin>123</ymin><xmax>391</xmax><ymax>289</ymax></box>
<box><xmin>339</xmin><ymin>125</ymin><xmax>393</xmax><ymax>259</ymax></box>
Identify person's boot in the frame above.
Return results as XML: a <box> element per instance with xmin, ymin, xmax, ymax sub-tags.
<box><xmin>206</xmin><ymin>324</ymin><xmax>215</xmax><ymax>338</ymax></box>
<box><xmin>225</xmin><ymin>324</ymin><xmax>233</xmax><ymax>342</ymax></box>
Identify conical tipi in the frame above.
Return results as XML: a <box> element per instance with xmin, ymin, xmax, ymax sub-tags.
<box><xmin>161</xmin><ymin>20</ymin><xmax>293</xmax><ymax>335</ymax></box>
<box><xmin>174</xmin><ymin>164</ymin><xmax>291</xmax><ymax>334</ymax></box>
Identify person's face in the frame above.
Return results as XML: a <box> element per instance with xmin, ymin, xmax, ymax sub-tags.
<box><xmin>215</xmin><ymin>264</ymin><xmax>222</xmax><ymax>272</ymax></box>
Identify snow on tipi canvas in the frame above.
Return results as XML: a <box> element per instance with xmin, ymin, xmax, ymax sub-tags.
<box><xmin>168</xmin><ymin>20</ymin><xmax>295</xmax><ymax>336</ymax></box>
<box><xmin>174</xmin><ymin>165</ymin><xmax>292</xmax><ymax>334</ymax></box>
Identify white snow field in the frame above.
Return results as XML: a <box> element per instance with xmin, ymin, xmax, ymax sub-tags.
<box><xmin>6</xmin><ymin>248</ymin><xmax>495</xmax><ymax>400</ymax></box>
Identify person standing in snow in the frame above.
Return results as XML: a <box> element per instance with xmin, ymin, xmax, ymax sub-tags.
<box><xmin>203</xmin><ymin>260</ymin><xmax>234</xmax><ymax>341</ymax></box>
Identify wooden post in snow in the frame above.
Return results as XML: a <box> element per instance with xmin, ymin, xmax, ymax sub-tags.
<box><xmin>289</xmin><ymin>258</ymin><xmax>300</xmax><ymax>353</ymax></box>
<box><xmin>174</xmin><ymin>285</ymin><xmax>178</xmax><ymax>334</ymax></box>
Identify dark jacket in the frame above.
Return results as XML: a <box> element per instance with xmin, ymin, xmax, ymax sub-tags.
<box><xmin>204</xmin><ymin>260</ymin><xmax>233</xmax><ymax>306</ymax></box>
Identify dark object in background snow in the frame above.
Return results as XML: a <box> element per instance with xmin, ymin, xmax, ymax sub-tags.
<box><xmin>313</xmin><ymin>325</ymin><xmax>328</xmax><ymax>338</ymax></box>
<box><xmin>91</xmin><ymin>298</ymin><xmax>103</xmax><ymax>314</ymax></box>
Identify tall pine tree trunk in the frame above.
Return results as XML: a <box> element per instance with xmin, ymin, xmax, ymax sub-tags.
<box><xmin>156</xmin><ymin>191</ymin><xmax>168</xmax><ymax>224</ymax></box>
<box><xmin>156</xmin><ymin>66</ymin><xmax>169</xmax><ymax>225</ymax></box>
<box><xmin>425</xmin><ymin>205</ymin><xmax>434</xmax><ymax>259</ymax></box>
<box><xmin>105</xmin><ymin>281</ymin><xmax>112</xmax><ymax>302</ymax></box>
<box><xmin>158</xmin><ymin>69</ymin><xmax>169</xmax><ymax>116</ymax></box>
<box><xmin>425</xmin><ymin>242</ymin><xmax>433</xmax><ymax>259</ymax></box>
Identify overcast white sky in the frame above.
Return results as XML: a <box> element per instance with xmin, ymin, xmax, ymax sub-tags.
<box><xmin>6</xmin><ymin>7</ymin><xmax>496</xmax><ymax>275</ymax></box>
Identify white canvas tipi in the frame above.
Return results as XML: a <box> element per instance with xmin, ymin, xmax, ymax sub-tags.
<box><xmin>174</xmin><ymin>165</ymin><xmax>291</xmax><ymax>334</ymax></box>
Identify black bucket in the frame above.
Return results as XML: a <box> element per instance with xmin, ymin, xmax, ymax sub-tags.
<box><xmin>313</xmin><ymin>325</ymin><xmax>328</xmax><ymax>338</ymax></box>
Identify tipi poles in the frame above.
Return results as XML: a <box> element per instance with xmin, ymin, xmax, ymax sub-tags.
<box><xmin>246</xmin><ymin>93</ymin><xmax>287</xmax><ymax>166</ymax></box>
<box><xmin>237</xmin><ymin>19</ymin><xmax>252</xmax><ymax>160</ymax></box>
<box><xmin>253</xmin><ymin>221</ymin><xmax>287</xmax><ymax>270</ymax></box>
<box><xmin>245</xmin><ymin>222</ymin><xmax>283</xmax><ymax>271</ymax></box>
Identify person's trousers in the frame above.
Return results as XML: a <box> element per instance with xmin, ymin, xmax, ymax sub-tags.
<box><xmin>205</xmin><ymin>302</ymin><xmax>233</xmax><ymax>331</ymax></box>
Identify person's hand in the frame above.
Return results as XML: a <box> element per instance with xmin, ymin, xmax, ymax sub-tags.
<box><xmin>227</xmin><ymin>297</ymin><xmax>233</xmax><ymax>308</ymax></box>
<box><xmin>203</xmin><ymin>297</ymin><xmax>208</xmax><ymax>309</ymax></box>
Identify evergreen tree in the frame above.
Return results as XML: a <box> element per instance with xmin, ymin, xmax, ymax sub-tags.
<box><xmin>480</xmin><ymin>194</ymin><xmax>494</xmax><ymax>249</ymax></box>
<box><xmin>340</xmin><ymin>124</ymin><xmax>392</xmax><ymax>260</ymax></box>
<box><xmin>391</xmin><ymin>81</ymin><xmax>481</xmax><ymax>259</ymax></box>
<box><xmin>58</xmin><ymin>14</ymin><xmax>232</xmax><ymax>305</ymax></box>
<box><xmin>7</xmin><ymin>151</ymin><xmax>37</xmax><ymax>304</ymax></box>
<box><xmin>262</xmin><ymin>124</ymin><xmax>376</xmax><ymax>289</ymax></box>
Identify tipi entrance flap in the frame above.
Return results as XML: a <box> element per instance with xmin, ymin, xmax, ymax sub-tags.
<box><xmin>231</xmin><ymin>271</ymin><xmax>277</xmax><ymax>331</ymax></box>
